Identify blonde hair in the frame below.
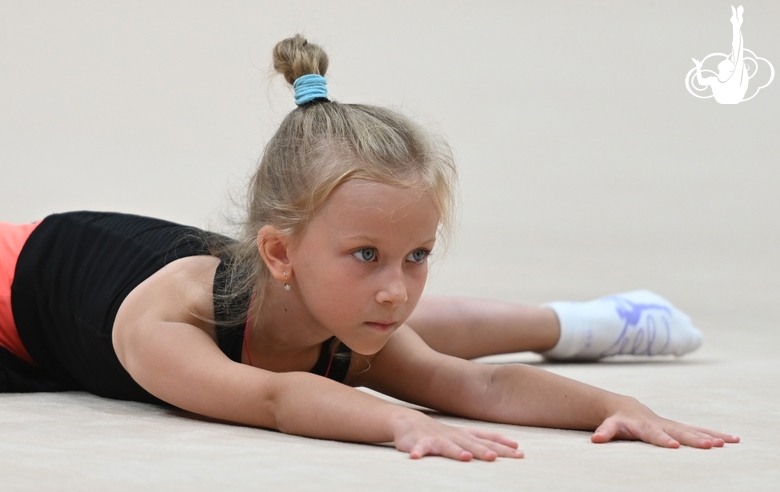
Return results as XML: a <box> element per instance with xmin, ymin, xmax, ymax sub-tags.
<box><xmin>215</xmin><ymin>34</ymin><xmax>457</xmax><ymax>325</ymax></box>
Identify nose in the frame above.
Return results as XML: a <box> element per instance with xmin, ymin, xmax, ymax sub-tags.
<box><xmin>375</xmin><ymin>266</ymin><xmax>408</xmax><ymax>307</ymax></box>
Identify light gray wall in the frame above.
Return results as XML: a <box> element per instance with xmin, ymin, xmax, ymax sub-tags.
<box><xmin>2</xmin><ymin>1</ymin><xmax>778</xmax><ymax>305</ymax></box>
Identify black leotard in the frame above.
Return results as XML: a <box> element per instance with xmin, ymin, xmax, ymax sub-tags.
<box><xmin>4</xmin><ymin>212</ymin><xmax>351</xmax><ymax>402</ymax></box>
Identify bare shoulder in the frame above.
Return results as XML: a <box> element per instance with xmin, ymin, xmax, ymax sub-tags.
<box><xmin>113</xmin><ymin>255</ymin><xmax>222</xmax><ymax>356</ymax></box>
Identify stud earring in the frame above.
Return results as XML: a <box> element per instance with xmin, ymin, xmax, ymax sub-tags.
<box><xmin>283</xmin><ymin>271</ymin><xmax>291</xmax><ymax>291</ymax></box>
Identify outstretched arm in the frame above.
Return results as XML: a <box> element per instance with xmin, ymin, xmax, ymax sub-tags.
<box><xmin>692</xmin><ymin>58</ymin><xmax>711</xmax><ymax>87</ymax></box>
<box><xmin>113</xmin><ymin>312</ymin><xmax>522</xmax><ymax>461</ymax></box>
<box><xmin>111</xmin><ymin>256</ymin><xmax>521</xmax><ymax>462</ymax></box>
<box><xmin>112</xmin><ymin>261</ymin><xmax>524</xmax><ymax>462</ymax></box>
<box><xmin>358</xmin><ymin>326</ymin><xmax>739</xmax><ymax>449</ymax></box>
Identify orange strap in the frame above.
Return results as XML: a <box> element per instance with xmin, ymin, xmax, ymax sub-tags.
<box><xmin>0</xmin><ymin>220</ymin><xmax>41</xmax><ymax>364</ymax></box>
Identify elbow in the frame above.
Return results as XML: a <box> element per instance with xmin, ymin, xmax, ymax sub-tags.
<box><xmin>260</xmin><ymin>371</ymin><xmax>315</xmax><ymax>434</ymax></box>
<box><xmin>481</xmin><ymin>364</ymin><xmax>519</xmax><ymax>412</ymax></box>
<box><xmin>255</xmin><ymin>371</ymin><xmax>286</xmax><ymax>431</ymax></box>
<box><xmin>483</xmin><ymin>363</ymin><xmax>532</xmax><ymax>414</ymax></box>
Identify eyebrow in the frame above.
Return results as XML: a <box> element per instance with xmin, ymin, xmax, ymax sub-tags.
<box><xmin>342</xmin><ymin>234</ymin><xmax>437</xmax><ymax>245</ymax></box>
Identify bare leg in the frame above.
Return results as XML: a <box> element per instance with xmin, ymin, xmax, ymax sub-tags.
<box><xmin>730</xmin><ymin>6</ymin><xmax>745</xmax><ymax>72</ymax></box>
<box><xmin>406</xmin><ymin>296</ymin><xmax>560</xmax><ymax>359</ymax></box>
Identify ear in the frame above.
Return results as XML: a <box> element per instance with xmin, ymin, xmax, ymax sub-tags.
<box><xmin>256</xmin><ymin>225</ymin><xmax>292</xmax><ymax>283</ymax></box>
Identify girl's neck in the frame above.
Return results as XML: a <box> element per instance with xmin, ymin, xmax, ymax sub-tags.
<box><xmin>248</xmin><ymin>281</ymin><xmax>332</xmax><ymax>357</ymax></box>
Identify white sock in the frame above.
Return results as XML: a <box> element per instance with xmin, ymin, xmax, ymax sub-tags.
<box><xmin>541</xmin><ymin>290</ymin><xmax>703</xmax><ymax>360</ymax></box>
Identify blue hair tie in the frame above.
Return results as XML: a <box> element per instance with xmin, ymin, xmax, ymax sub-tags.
<box><xmin>293</xmin><ymin>74</ymin><xmax>328</xmax><ymax>106</ymax></box>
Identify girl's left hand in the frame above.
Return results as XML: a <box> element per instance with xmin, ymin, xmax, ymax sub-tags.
<box><xmin>591</xmin><ymin>398</ymin><xmax>740</xmax><ymax>448</ymax></box>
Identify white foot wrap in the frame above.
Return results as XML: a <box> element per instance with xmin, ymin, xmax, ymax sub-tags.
<box><xmin>541</xmin><ymin>290</ymin><xmax>703</xmax><ymax>360</ymax></box>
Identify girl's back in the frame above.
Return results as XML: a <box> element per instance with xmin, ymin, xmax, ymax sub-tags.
<box><xmin>11</xmin><ymin>211</ymin><xmax>212</xmax><ymax>400</ymax></box>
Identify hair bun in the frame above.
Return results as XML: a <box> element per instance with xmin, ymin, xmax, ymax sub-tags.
<box><xmin>272</xmin><ymin>34</ymin><xmax>329</xmax><ymax>85</ymax></box>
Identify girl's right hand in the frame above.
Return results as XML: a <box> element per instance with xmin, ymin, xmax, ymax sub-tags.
<box><xmin>392</xmin><ymin>412</ymin><xmax>524</xmax><ymax>461</ymax></box>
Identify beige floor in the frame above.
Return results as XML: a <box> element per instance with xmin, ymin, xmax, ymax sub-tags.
<box><xmin>2</xmin><ymin>2</ymin><xmax>779</xmax><ymax>490</ymax></box>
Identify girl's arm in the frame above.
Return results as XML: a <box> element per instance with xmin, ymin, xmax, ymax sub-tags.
<box><xmin>111</xmin><ymin>256</ymin><xmax>521</xmax><ymax>461</ymax></box>
<box><xmin>113</xmin><ymin>318</ymin><xmax>521</xmax><ymax>461</ymax></box>
<box><xmin>355</xmin><ymin>326</ymin><xmax>739</xmax><ymax>450</ymax></box>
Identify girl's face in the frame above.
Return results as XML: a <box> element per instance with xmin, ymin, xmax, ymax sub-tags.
<box><xmin>288</xmin><ymin>180</ymin><xmax>440</xmax><ymax>355</ymax></box>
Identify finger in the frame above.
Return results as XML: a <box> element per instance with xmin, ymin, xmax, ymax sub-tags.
<box><xmin>409</xmin><ymin>440</ymin><xmax>473</xmax><ymax>462</ymax></box>
<box><xmin>472</xmin><ymin>446</ymin><xmax>498</xmax><ymax>462</ymax></box>
<box><xmin>645</xmin><ymin>426</ymin><xmax>680</xmax><ymax>448</ymax></box>
<box><xmin>691</xmin><ymin>427</ymin><xmax>741</xmax><ymax>443</ymax></box>
<box><xmin>668</xmin><ymin>428</ymin><xmax>717</xmax><ymax>449</ymax></box>
<box><xmin>442</xmin><ymin>441</ymin><xmax>474</xmax><ymax>462</ymax></box>
<box><xmin>596</xmin><ymin>419</ymin><xmax>680</xmax><ymax>448</ymax></box>
<box><xmin>691</xmin><ymin>429</ymin><xmax>726</xmax><ymax>447</ymax></box>
<box><xmin>671</xmin><ymin>427</ymin><xmax>732</xmax><ymax>449</ymax></box>
<box><xmin>591</xmin><ymin>419</ymin><xmax>619</xmax><ymax>443</ymax></box>
<box><xmin>453</xmin><ymin>439</ymin><xmax>497</xmax><ymax>462</ymax></box>
<box><xmin>408</xmin><ymin>439</ymin><xmax>440</xmax><ymax>460</ymax></box>
<box><xmin>462</xmin><ymin>428</ymin><xmax>523</xmax><ymax>458</ymax></box>
<box><xmin>475</xmin><ymin>438</ymin><xmax>525</xmax><ymax>459</ymax></box>
<box><xmin>409</xmin><ymin>444</ymin><xmax>424</xmax><ymax>460</ymax></box>
<box><xmin>466</xmin><ymin>438</ymin><xmax>525</xmax><ymax>458</ymax></box>
<box><xmin>466</xmin><ymin>428</ymin><xmax>519</xmax><ymax>449</ymax></box>
<box><xmin>691</xmin><ymin>431</ymin><xmax>725</xmax><ymax>448</ymax></box>
<box><xmin>409</xmin><ymin>442</ymin><xmax>429</xmax><ymax>460</ymax></box>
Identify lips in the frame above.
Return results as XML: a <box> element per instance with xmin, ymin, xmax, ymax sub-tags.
<box><xmin>365</xmin><ymin>321</ymin><xmax>395</xmax><ymax>331</ymax></box>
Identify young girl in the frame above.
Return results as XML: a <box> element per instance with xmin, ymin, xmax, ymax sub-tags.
<box><xmin>0</xmin><ymin>35</ymin><xmax>737</xmax><ymax>461</ymax></box>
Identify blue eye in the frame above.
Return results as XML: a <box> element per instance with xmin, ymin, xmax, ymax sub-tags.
<box><xmin>352</xmin><ymin>248</ymin><xmax>377</xmax><ymax>262</ymax></box>
<box><xmin>407</xmin><ymin>249</ymin><xmax>428</xmax><ymax>263</ymax></box>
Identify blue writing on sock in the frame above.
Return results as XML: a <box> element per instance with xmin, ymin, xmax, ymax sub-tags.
<box><xmin>601</xmin><ymin>298</ymin><xmax>672</xmax><ymax>356</ymax></box>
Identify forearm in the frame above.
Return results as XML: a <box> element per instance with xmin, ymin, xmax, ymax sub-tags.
<box><xmin>476</xmin><ymin>364</ymin><xmax>629</xmax><ymax>430</ymax></box>
<box><xmin>266</xmin><ymin>371</ymin><xmax>423</xmax><ymax>443</ymax></box>
<box><xmin>358</xmin><ymin>326</ymin><xmax>623</xmax><ymax>430</ymax></box>
<box><xmin>118</xmin><ymin>317</ymin><xmax>424</xmax><ymax>446</ymax></box>
<box><xmin>268</xmin><ymin>371</ymin><xmax>523</xmax><ymax>462</ymax></box>
<box><xmin>731</xmin><ymin>25</ymin><xmax>741</xmax><ymax>61</ymax></box>
<box><xmin>356</xmin><ymin>328</ymin><xmax>738</xmax><ymax>453</ymax></box>
<box><xmin>734</xmin><ymin>33</ymin><xmax>744</xmax><ymax>67</ymax></box>
<box><xmin>695</xmin><ymin>68</ymin><xmax>706</xmax><ymax>85</ymax></box>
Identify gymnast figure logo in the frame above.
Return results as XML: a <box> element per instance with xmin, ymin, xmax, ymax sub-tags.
<box><xmin>685</xmin><ymin>5</ymin><xmax>774</xmax><ymax>104</ymax></box>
